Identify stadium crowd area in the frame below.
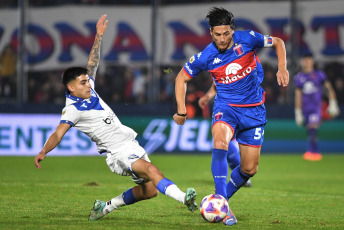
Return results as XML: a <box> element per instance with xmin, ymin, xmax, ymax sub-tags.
<box><xmin>2</xmin><ymin>60</ymin><xmax>343</xmax><ymax>117</ymax></box>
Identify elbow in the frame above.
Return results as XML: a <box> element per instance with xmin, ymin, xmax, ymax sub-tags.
<box><xmin>273</xmin><ymin>37</ymin><xmax>285</xmax><ymax>49</ymax></box>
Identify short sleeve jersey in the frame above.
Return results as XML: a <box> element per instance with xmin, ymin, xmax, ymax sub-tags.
<box><xmin>60</xmin><ymin>76</ymin><xmax>137</xmax><ymax>153</ymax></box>
<box><xmin>183</xmin><ymin>30</ymin><xmax>272</xmax><ymax>106</ymax></box>
<box><xmin>294</xmin><ymin>70</ymin><xmax>326</xmax><ymax>112</ymax></box>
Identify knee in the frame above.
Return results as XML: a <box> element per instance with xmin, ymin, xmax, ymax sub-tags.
<box><xmin>241</xmin><ymin>165</ymin><xmax>258</xmax><ymax>177</ymax></box>
<box><xmin>213</xmin><ymin>139</ymin><xmax>229</xmax><ymax>150</ymax></box>
<box><xmin>151</xmin><ymin>189</ymin><xmax>159</xmax><ymax>198</ymax></box>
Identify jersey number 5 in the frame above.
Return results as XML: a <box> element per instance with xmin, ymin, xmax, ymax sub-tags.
<box><xmin>254</xmin><ymin>127</ymin><xmax>264</xmax><ymax>140</ymax></box>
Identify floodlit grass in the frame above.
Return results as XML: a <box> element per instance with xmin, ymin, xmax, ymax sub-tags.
<box><xmin>0</xmin><ymin>154</ymin><xmax>343</xmax><ymax>229</ymax></box>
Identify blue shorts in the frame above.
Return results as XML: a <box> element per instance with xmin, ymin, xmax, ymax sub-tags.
<box><xmin>212</xmin><ymin>103</ymin><xmax>267</xmax><ymax>147</ymax></box>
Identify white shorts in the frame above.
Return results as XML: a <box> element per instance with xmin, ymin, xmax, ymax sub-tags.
<box><xmin>106</xmin><ymin>140</ymin><xmax>151</xmax><ymax>184</ymax></box>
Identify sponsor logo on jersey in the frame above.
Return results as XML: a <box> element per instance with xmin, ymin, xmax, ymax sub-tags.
<box><xmin>189</xmin><ymin>56</ymin><xmax>195</xmax><ymax>63</ymax></box>
<box><xmin>128</xmin><ymin>154</ymin><xmax>139</xmax><ymax>160</ymax></box>
<box><xmin>210</xmin><ymin>52</ymin><xmax>257</xmax><ymax>85</ymax></box>
<box><xmin>214</xmin><ymin>112</ymin><xmax>223</xmax><ymax>120</ymax></box>
<box><xmin>233</xmin><ymin>44</ymin><xmax>244</xmax><ymax>56</ymax></box>
<box><xmin>249</xmin><ymin>30</ymin><xmax>255</xmax><ymax>37</ymax></box>
<box><xmin>221</xmin><ymin>64</ymin><xmax>252</xmax><ymax>84</ymax></box>
<box><xmin>226</xmin><ymin>63</ymin><xmax>243</xmax><ymax>75</ymax></box>
<box><xmin>303</xmin><ymin>81</ymin><xmax>318</xmax><ymax>94</ymax></box>
<box><xmin>213</xmin><ymin>57</ymin><xmax>222</xmax><ymax>64</ymax></box>
<box><xmin>103</xmin><ymin>118</ymin><xmax>111</xmax><ymax>124</ymax></box>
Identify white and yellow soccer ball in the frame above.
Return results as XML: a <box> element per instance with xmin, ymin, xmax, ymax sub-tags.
<box><xmin>200</xmin><ymin>194</ymin><xmax>229</xmax><ymax>223</ymax></box>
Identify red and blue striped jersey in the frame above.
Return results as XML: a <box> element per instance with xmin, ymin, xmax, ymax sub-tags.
<box><xmin>183</xmin><ymin>30</ymin><xmax>270</xmax><ymax>107</ymax></box>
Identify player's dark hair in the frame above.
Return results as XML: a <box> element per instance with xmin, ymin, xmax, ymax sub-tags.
<box><xmin>61</xmin><ymin>67</ymin><xmax>88</xmax><ymax>87</ymax></box>
<box><xmin>206</xmin><ymin>7</ymin><xmax>235</xmax><ymax>30</ymax></box>
<box><xmin>301</xmin><ymin>52</ymin><xmax>313</xmax><ymax>58</ymax></box>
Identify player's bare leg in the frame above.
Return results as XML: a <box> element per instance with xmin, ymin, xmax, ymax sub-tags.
<box><xmin>239</xmin><ymin>145</ymin><xmax>260</xmax><ymax>176</ymax></box>
<box><xmin>132</xmin><ymin>159</ymin><xmax>197</xmax><ymax>211</ymax></box>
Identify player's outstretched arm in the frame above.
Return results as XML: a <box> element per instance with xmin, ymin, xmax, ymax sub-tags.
<box><xmin>173</xmin><ymin>69</ymin><xmax>192</xmax><ymax>125</ymax></box>
<box><xmin>272</xmin><ymin>37</ymin><xmax>289</xmax><ymax>87</ymax></box>
<box><xmin>198</xmin><ymin>81</ymin><xmax>216</xmax><ymax>109</ymax></box>
<box><xmin>86</xmin><ymin>14</ymin><xmax>109</xmax><ymax>80</ymax></box>
<box><xmin>34</xmin><ymin>123</ymin><xmax>71</xmax><ymax>169</ymax></box>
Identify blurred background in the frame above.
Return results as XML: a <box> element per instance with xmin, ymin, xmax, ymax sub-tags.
<box><xmin>0</xmin><ymin>0</ymin><xmax>343</xmax><ymax>156</ymax></box>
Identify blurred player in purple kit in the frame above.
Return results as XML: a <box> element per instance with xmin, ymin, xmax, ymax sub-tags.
<box><xmin>294</xmin><ymin>53</ymin><xmax>340</xmax><ymax>161</ymax></box>
<box><xmin>173</xmin><ymin>7</ymin><xmax>289</xmax><ymax>226</ymax></box>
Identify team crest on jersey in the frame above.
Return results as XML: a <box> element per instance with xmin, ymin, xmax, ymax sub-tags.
<box><xmin>233</xmin><ymin>44</ymin><xmax>244</xmax><ymax>56</ymax></box>
<box><xmin>214</xmin><ymin>112</ymin><xmax>223</xmax><ymax>120</ymax></box>
<box><xmin>189</xmin><ymin>56</ymin><xmax>195</xmax><ymax>63</ymax></box>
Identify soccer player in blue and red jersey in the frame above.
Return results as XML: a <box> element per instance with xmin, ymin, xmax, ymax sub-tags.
<box><xmin>294</xmin><ymin>53</ymin><xmax>339</xmax><ymax>161</ymax></box>
<box><xmin>173</xmin><ymin>7</ymin><xmax>289</xmax><ymax>226</ymax></box>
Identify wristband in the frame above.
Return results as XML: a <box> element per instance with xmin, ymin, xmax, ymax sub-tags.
<box><xmin>177</xmin><ymin>113</ymin><xmax>187</xmax><ymax>117</ymax></box>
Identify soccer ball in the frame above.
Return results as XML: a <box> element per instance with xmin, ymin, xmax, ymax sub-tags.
<box><xmin>200</xmin><ymin>194</ymin><xmax>229</xmax><ymax>223</ymax></box>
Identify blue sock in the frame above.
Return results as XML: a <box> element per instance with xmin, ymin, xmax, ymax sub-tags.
<box><xmin>212</xmin><ymin>148</ymin><xmax>228</xmax><ymax>199</ymax></box>
<box><xmin>307</xmin><ymin>128</ymin><xmax>318</xmax><ymax>153</ymax></box>
<box><xmin>122</xmin><ymin>188</ymin><xmax>137</xmax><ymax>205</ymax></box>
<box><xmin>156</xmin><ymin>178</ymin><xmax>174</xmax><ymax>195</ymax></box>
<box><xmin>226</xmin><ymin>166</ymin><xmax>250</xmax><ymax>199</ymax></box>
<box><xmin>227</xmin><ymin>140</ymin><xmax>241</xmax><ymax>170</ymax></box>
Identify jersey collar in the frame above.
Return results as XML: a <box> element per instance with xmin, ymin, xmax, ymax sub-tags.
<box><xmin>65</xmin><ymin>91</ymin><xmax>86</xmax><ymax>102</ymax></box>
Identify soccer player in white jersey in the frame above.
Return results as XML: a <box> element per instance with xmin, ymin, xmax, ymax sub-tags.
<box><xmin>173</xmin><ymin>7</ymin><xmax>289</xmax><ymax>225</ymax></box>
<box><xmin>34</xmin><ymin>14</ymin><xmax>197</xmax><ymax>221</ymax></box>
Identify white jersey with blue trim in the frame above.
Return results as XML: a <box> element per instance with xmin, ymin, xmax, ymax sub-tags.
<box><xmin>183</xmin><ymin>30</ymin><xmax>273</xmax><ymax>107</ymax></box>
<box><xmin>60</xmin><ymin>76</ymin><xmax>137</xmax><ymax>153</ymax></box>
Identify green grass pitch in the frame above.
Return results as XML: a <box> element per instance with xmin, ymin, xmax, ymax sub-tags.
<box><xmin>1</xmin><ymin>154</ymin><xmax>344</xmax><ymax>229</ymax></box>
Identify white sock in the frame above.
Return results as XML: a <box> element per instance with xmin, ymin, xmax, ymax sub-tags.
<box><xmin>102</xmin><ymin>194</ymin><xmax>125</xmax><ymax>214</ymax></box>
<box><xmin>165</xmin><ymin>184</ymin><xmax>186</xmax><ymax>204</ymax></box>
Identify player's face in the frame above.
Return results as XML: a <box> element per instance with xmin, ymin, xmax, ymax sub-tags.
<box><xmin>67</xmin><ymin>74</ymin><xmax>92</xmax><ymax>99</ymax></box>
<box><xmin>301</xmin><ymin>57</ymin><xmax>314</xmax><ymax>73</ymax></box>
<box><xmin>210</xmin><ymin>25</ymin><xmax>234</xmax><ymax>52</ymax></box>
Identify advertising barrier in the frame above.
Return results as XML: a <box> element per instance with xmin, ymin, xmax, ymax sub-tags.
<box><xmin>0</xmin><ymin>114</ymin><xmax>343</xmax><ymax>156</ymax></box>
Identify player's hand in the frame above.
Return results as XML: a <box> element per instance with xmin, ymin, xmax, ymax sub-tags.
<box><xmin>276</xmin><ymin>69</ymin><xmax>289</xmax><ymax>87</ymax></box>
<box><xmin>295</xmin><ymin>108</ymin><xmax>304</xmax><ymax>127</ymax></box>
<box><xmin>173</xmin><ymin>113</ymin><xmax>187</xmax><ymax>125</ymax></box>
<box><xmin>96</xmin><ymin>14</ymin><xmax>108</xmax><ymax>36</ymax></box>
<box><xmin>328</xmin><ymin>99</ymin><xmax>340</xmax><ymax>117</ymax></box>
<box><xmin>34</xmin><ymin>152</ymin><xmax>46</xmax><ymax>169</ymax></box>
<box><xmin>198</xmin><ymin>95</ymin><xmax>210</xmax><ymax>109</ymax></box>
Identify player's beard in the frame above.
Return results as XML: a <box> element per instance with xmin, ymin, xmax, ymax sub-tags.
<box><xmin>216</xmin><ymin>37</ymin><xmax>233</xmax><ymax>52</ymax></box>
